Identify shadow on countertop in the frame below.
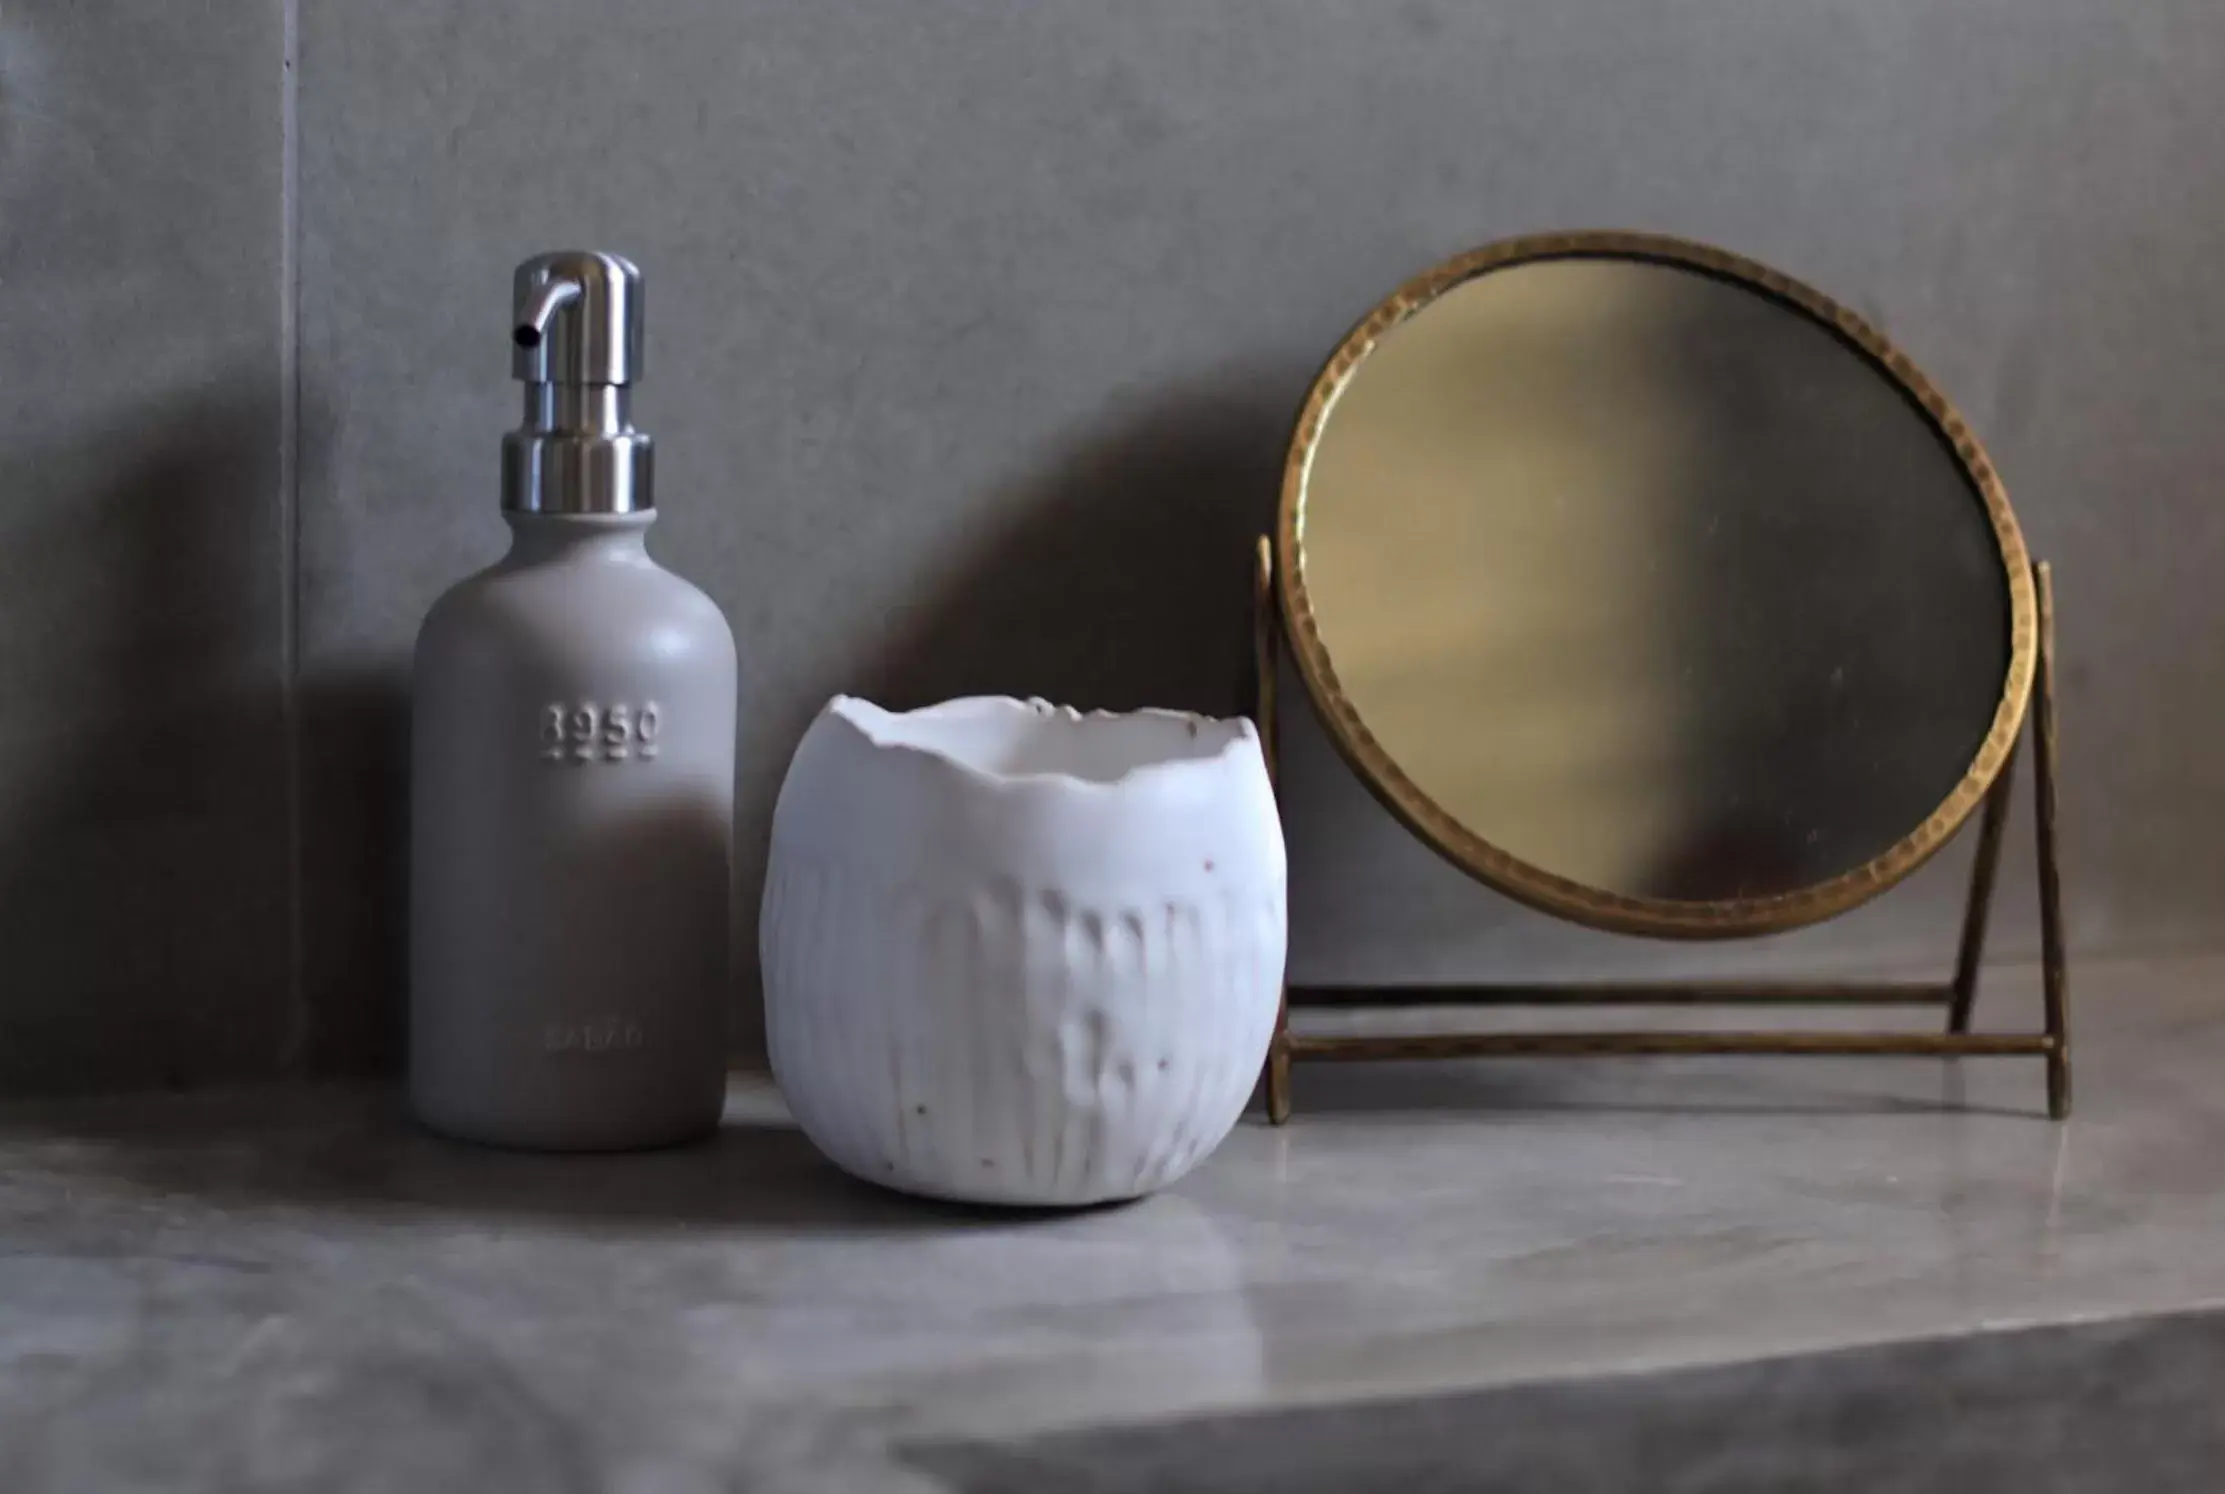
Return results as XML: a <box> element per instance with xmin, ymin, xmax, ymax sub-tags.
<box><xmin>0</xmin><ymin>1081</ymin><xmax>1117</xmax><ymax>1235</ymax></box>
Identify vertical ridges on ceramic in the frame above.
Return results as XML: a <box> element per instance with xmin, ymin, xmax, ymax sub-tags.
<box><xmin>763</xmin><ymin>849</ymin><xmax>1285</xmax><ymax>1206</ymax></box>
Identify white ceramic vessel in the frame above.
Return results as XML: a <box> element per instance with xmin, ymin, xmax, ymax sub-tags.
<box><xmin>762</xmin><ymin>695</ymin><xmax>1287</xmax><ymax>1205</ymax></box>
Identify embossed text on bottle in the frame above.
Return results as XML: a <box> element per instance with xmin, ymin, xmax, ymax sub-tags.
<box><xmin>541</xmin><ymin>700</ymin><xmax>663</xmax><ymax>763</ymax></box>
<box><xmin>543</xmin><ymin>1015</ymin><xmax>646</xmax><ymax>1054</ymax></box>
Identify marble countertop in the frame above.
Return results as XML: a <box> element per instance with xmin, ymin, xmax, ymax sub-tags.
<box><xmin>5</xmin><ymin>955</ymin><xmax>2224</xmax><ymax>1491</ymax></box>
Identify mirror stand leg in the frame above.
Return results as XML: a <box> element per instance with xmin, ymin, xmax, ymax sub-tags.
<box><xmin>1948</xmin><ymin>747</ymin><xmax>2019</xmax><ymax>1033</ymax></box>
<box><xmin>2032</xmin><ymin>561</ymin><xmax>2071</xmax><ymax>1119</ymax></box>
<box><xmin>1255</xmin><ymin>537</ymin><xmax>1295</xmax><ymax>1125</ymax></box>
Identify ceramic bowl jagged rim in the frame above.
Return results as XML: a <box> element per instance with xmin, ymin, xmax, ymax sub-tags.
<box><xmin>820</xmin><ymin>694</ymin><xmax>1264</xmax><ymax>795</ymax></box>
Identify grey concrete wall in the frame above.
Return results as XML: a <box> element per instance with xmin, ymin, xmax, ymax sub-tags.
<box><xmin>0</xmin><ymin>3</ymin><xmax>291</xmax><ymax>1090</ymax></box>
<box><xmin>4</xmin><ymin>0</ymin><xmax>2221</xmax><ymax>1088</ymax></box>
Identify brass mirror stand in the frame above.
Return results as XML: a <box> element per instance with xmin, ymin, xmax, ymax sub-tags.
<box><xmin>1251</xmin><ymin>537</ymin><xmax>2071</xmax><ymax>1123</ymax></box>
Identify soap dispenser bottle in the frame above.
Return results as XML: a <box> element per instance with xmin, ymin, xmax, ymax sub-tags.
<box><xmin>410</xmin><ymin>251</ymin><xmax>736</xmax><ymax>1150</ymax></box>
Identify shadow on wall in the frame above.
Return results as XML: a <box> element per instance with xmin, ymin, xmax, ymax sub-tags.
<box><xmin>0</xmin><ymin>388</ymin><xmax>290</xmax><ymax>1092</ymax></box>
<box><xmin>291</xmin><ymin>393</ymin><xmax>413</xmax><ymax>1075</ymax></box>
<box><xmin>721</xmin><ymin>376</ymin><xmax>1299</xmax><ymax>1060</ymax></box>
<box><xmin>855</xmin><ymin>377</ymin><xmax>1295</xmax><ymax>716</ymax></box>
<box><xmin>296</xmin><ymin>662</ymin><xmax>410</xmax><ymax>1074</ymax></box>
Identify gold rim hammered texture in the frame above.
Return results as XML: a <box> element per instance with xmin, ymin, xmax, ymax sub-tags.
<box><xmin>1277</xmin><ymin>230</ymin><xmax>2037</xmax><ymax>938</ymax></box>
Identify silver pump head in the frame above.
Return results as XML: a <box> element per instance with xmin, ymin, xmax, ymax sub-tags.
<box><xmin>502</xmin><ymin>250</ymin><xmax>653</xmax><ymax>514</ymax></box>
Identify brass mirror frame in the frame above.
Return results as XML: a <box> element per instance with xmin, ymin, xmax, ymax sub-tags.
<box><xmin>1278</xmin><ymin>230</ymin><xmax>2038</xmax><ymax>938</ymax></box>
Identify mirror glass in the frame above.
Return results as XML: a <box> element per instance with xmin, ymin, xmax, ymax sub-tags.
<box><xmin>1288</xmin><ymin>245</ymin><xmax>2028</xmax><ymax>931</ymax></box>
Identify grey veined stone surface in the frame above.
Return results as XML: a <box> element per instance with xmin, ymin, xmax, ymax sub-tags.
<box><xmin>909</xmin><ymin>1308</ymin><xmax>2225</xmax><ymax>1493</ymax></box>
<box><xmin>5</xmin><ymin>953</ymin><xmax>2225</xmax><ymax>1489</ymax></box>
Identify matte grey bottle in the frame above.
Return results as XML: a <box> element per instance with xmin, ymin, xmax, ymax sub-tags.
<box><xmin>409</xmin><ymin>251</ymin><xmax>736</xmax><ymax>1150</ymax></box>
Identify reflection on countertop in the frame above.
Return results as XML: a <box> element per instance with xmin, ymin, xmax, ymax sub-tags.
<box><xmin>3</xmin><ymin>954</ymin><xmax>2222</xmax><ymax>1491</ymax></box>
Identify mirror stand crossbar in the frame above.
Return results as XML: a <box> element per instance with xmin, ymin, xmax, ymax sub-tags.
<box><xmin>1251</xmin><ymin>537</ymin><xmax>2071</xmax><ymax>1122</ymax></box>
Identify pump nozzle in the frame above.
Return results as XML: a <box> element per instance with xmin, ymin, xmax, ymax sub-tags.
<box><xmin>502</xmin><ymin>250</ymin><xmax>653</xmax><ymax>515</ymax></box>
<box><xmin>513</xmin><ymin>277</ymin><xmax>581</xmax><ymax>351</ymax></box>
<box><xmin>509</xmin><ymin>250</ymin><xmax>644</xmax><ymax>387</ymax></box>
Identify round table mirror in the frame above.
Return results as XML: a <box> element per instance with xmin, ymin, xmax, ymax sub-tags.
<box><xmin>1281</xmin><ymin>233</ymin><xmax>2035</xmax><ymax>936</ymax></box>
